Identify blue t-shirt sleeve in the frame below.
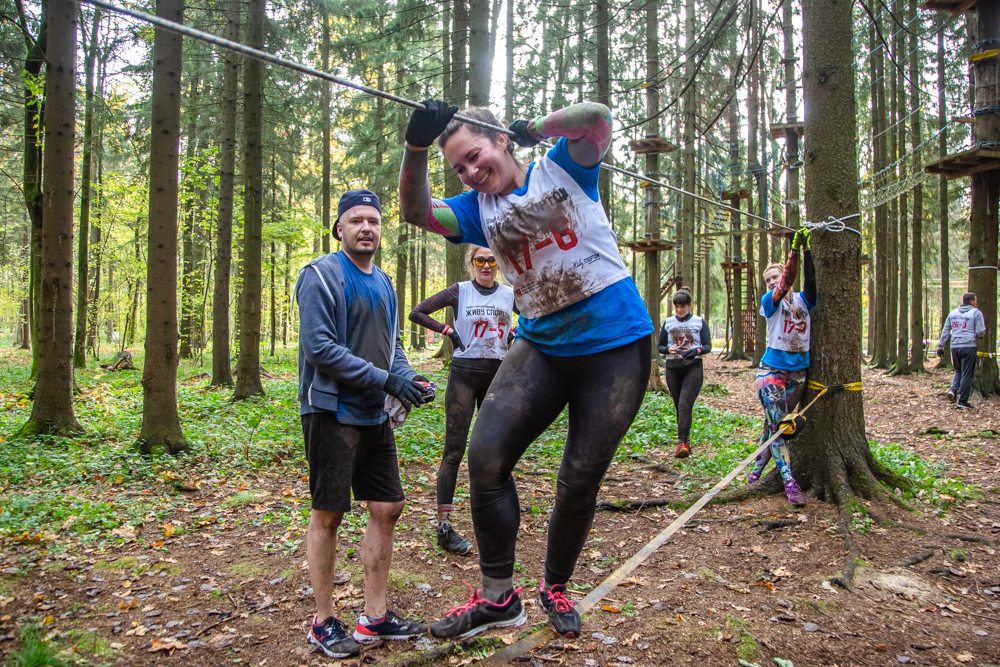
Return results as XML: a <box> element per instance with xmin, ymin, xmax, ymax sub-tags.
<box><xmin>441</xmin><ymin>190</ymin><xmax>487</xmax><ymax>246</ymax></box>
<box><xmin>546</xmin><ymin>137</ymin><xmax>601</xmax><ymax>202</ymax></box>
<box><xmin>802</xmin><ymin>292</ymin><xmax>816</xmax><ymax>312</ymax></box>
<box><xmin>761</xmin><ymin>291</ymin><xmax>779</xmax><ymax>318</ymax></box>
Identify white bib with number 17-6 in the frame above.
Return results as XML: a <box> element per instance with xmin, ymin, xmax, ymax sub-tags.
<box><xmin>453</xmin><ymin>281</ymin><xmax>515</xmax><ymax>360</ymax></box>
<box><xmin>477</xmin><ymin>156</ymin><xmax>629</xmax><ymax>319</ymax></box>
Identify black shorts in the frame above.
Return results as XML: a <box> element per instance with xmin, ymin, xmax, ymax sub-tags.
<box><xmin>301</xmin><ymin>412</ymin><xmax>405</xmax><ymax>513</ymax></box>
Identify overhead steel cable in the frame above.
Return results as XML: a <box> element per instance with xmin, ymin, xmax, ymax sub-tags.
<box><xmin>84</xmin><ymin>0</ymin><xmax>805</xmax><ymax>233</ymax></box>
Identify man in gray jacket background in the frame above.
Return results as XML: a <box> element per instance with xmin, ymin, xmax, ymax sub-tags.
<box><xmin>296</xmin><ymin>189</ymin><xmax>431</xmax><ymax>658</ymax></box>
<box><xmin>937</xmin><ymin>292</ymin><xmax>986</xmax><ymax>410</ymax></box>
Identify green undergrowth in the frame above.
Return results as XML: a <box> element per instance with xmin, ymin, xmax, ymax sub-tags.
<box><xmin>870</xmin><ymin>440</ymin><xmax>980</xmax><ymax>510</ymax></box>
<box><xmin>0</xmin><ymin>347</ymin><xmax>981</xmax><ymax>550</ymax></box>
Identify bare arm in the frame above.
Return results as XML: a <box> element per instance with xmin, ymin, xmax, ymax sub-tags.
<box><xmin>398</xmin><ymin>145</ymin><xmax>464</xmax><ymax>239</ymax></box>
<box><xmin>524</xmin><ymin>102</ymin><xmax>613</xmax><ymax>168</ymax></box>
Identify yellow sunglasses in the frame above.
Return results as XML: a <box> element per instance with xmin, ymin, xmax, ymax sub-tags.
<box><xmin>473</xmin><ymin>256</ymin><xmax>498</xmax><ymax>267</ymax></box>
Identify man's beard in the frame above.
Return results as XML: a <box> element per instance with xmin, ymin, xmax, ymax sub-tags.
<box><xmin>344</xmin><ymin>236</ymin><xmax>377</xmax><ymax>257</ymax></box>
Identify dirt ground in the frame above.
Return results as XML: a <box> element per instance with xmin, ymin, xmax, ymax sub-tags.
<box><xmin>2</xmin><ymin>357</ymin><xmax>998</xmax><ymax>667</ymax></box>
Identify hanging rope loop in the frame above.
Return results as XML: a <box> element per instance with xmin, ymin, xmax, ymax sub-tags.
<box><xmin>802</xmin><ymin>213</ymin><xmax>862</xmax><ymax>235</ymax></box>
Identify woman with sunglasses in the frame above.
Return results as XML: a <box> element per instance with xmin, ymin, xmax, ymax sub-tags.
<box><xmin>399</xmin><ymin>101</ymin><xmax>652</xmax><ymax>640</ymax></box>
<box><xmin>409</xmin><ymin>245</ymin><xmax>515</xmax><ymax>555</ymax></box>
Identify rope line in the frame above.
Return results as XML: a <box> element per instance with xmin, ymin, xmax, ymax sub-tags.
<box><xmin>803</xmin><ymin>214</ymin><xmax>863</xmax><ymax>236</ymax></box>
<box><xmin>969</xmin><ymin>266</ymin><xmax>999</xmax><ymax>270</ymax></box>
<box><xmin>480</xmin><ymin>378</ymin><xmax>858</xmax><ymax>666</ymax></box>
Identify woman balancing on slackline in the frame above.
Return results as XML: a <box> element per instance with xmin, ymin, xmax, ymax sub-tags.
<box><xmin>657</xmin><ymin>287</ymin><xmax>710</xmax><ymax>459</ymax></box>
<box><xmin>747</xmin><ymin>228</ymin><xmax>814</xmax><ymax>507</ymax></box>
<box><xmin>399</xmin><ymin>101</ymin><xmax>652</xmax><ymax>640</ymax></box>
<box><xmin>408</xmin><ymin>245</ymin><xmax>515</xmax><ymax>555</ymax></box>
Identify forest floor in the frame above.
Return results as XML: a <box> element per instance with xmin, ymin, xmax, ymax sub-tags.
<box><xmin>0</xmin><ymin>348</ymin><xmax>997</xmax><ymax>667</ymax></box>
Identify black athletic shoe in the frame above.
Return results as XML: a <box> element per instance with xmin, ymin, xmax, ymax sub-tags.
<box><xmin>308</xmin><ymin>615</ymin><xmax>360</xmax><ymax>658</ymax></box>
<box><xmin>437</xmin><ymin>524</ymin><xmax>473</xmax><ymax>555</ymax></box>
<box><xmin>538</xmin><ymin>581</ymin><xmax>581</xmax><ymax>639</ymax></box>
<box><xmin>353</xmin><ymin>610</ymin><xmax>427</xmax><ymax>643</ymax></box>
<box><xmin>957</xmin><ymin>401</ymin><xmax>974</xmax><ymax>410</ymax></box>
<box><xmin>430</xmin><ymin>584</ymin><xmax>526</xmax><ymax>639</ymax></box>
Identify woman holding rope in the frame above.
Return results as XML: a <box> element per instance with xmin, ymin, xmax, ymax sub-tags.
<box><xmin>399</xmin><ymin>101</ymin><xmax>652</xmax><ymax>640</ymax></box>
<box><xmin>747</xmin><ymin>229</ymin><xmax>814</xmax><ymax>507</ymax></box>
<box><xmin>657</xmin><ymin>287</ymin><xmax>711</xmax><ymax>459</ymax></box>
<box><xmin>408</xmin><ymin>245</ymin><xmax>515</xmax><ymax>555</ymax></box>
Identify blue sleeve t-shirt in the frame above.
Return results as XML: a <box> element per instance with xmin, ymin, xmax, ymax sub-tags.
<box><xmin>442</xmin><ymin>138</ymin><xmax>652</xmax><ymax>357</ymax></box>
<box><xmin>759</xmin><ymin>290</ymin><xmax>816</xmax><ymax>371</ymax></box>
<box><xmin>334</xmin><ymin>252</ymin><xmax>395</xmax><ymax>424</ymax></box>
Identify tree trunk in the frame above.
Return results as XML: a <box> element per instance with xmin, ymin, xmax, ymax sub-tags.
<box><xmin>936</xmin><ymin>12</ymin><xmax>951</xmax><ymax>370</ymax></box>
<box><xmin>444</xmin><ymin>0</ymin><xmax>469</xmax><ymax>359</ymax></box>
<box><xmin>795</xmin><ymin>0</ymin><xmax>887</xmax><ymax>504</ymax></box>
<box><xmin>680</xmin><ymin>0</ymin><xmax>695</xmax><ymax>290</ymax></box>
<box><xmin>643</xmin><ymin>0</ymin><xmax>661</xmax><ymax>361</ymax></box>
<box><xmin>468</xmin><ymin>0</ymin><xmax>490</xmax><ymax>105</ymax></box>
<box><xmin>889</xmin><ymin>2</ymin><xmax>909</xmax><ymax>376</ymax></box>
<box><xmin>321</xmin><ymin>2</ymin><xmax>331</xmax><ymax>254</ymax></box>
<box><xmin>87</xmin><ymin>118</ymin><xmax>104</xmax><ymax>357</ymax></box>
<box><xmin>724</xmin><ymin>33</ymin><xmax>750</xmax><ymax>362</ymax></box>
<box><xmin>74</xmin><ymin>8</ymin><xmax>100</xmax><ymax>369</ymax></box>
<box><xmin>20</xmin><ymin>0</ymin><xmax>82</xmax><ymax>437</ymax></box>
<box><xmin>871</xmin><ymin>12</ymin><xmax>890</xmax><ymax>368</ymax></box>
<box><xmin>504</xmin><ymin>0</ymin><xmax>514</xmax><ymax>121</ymax></box>
<box><xmin>212</xmin><ymin>0</ymin><xmax>239</xmax><ymax>386</ymax></box>
<box><xmin>419</xmin><ymin>228</ymin><xmax>427</xmax><ymax>349</ymax></box>
<box><xmin>749</xmin><ymin>0</ymin><xmax>766</xmax><ymax>366</ymax></box>
<box><xmin>19</xmin><ymin>0</ymin><xmax>46</xmax><ymax>377</ymax></box>
<box><xmin>907</xmin><ymin>0</ymin><xmax>925</xmax><ymax>373</ymax></box>
<box><xmin>19</xmin><ymin>222</ymin><xmax>30</xmax><ymax>350</ymax></box>
<box><xmin>595</xmin><ymin>0</ymin><xmax>612</xmax><ymax>220</ymax></box>
<box><xmin>137</xmin><ymin>0</ymin><xmax>187</xmax><ymax>454</ymax></box>
<box><xmin>179</xmin><ymin>67</ymin><xmax>200</xmax><ymax>360</ymax></box>
<box><xmin>234</xmin><ymin>0</ymin><xmax>266</xmax><ymax>400</ymax></box>
<box><xmin>970</xmin><ymin>0</ymin><xmax>1000</xmax><ymax>398</ymax></box>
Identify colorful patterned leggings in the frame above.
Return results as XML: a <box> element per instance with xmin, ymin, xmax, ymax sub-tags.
<box><xmin>750</xmin><ymin>364</ymin><xmax>807</xmax><ymax>482</ymax></box>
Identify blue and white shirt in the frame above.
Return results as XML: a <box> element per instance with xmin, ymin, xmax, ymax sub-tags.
<box><xmin>760</xmin><ymin>290</ymin><xmax>815</xmax><ymax>371</ymax></box>
<box><xmin>444</xmin><ymin>138</ymin><xmax>652</xmax><ymax>356</ymax></box>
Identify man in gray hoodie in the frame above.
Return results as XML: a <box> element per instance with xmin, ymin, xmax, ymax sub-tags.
<box><xmin>937</xmin><ymin>292</ymin><xmax>986</xmax><ymax>409</ymax></box>
<box><xmin>296</xmin><ymin>190</ymin><xmax>431</xmax><ymax>658</ymax></box>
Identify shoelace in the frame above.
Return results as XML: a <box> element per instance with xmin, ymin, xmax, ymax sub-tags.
<box><xmin>544</xmin><ymin>586</ymin><xmax>575</xmax><ymax>613</ymax></box>
<box><xmin>445</xmin><ymin>582</ymin><xmax>485</xmax><ymax>617</ymax></box>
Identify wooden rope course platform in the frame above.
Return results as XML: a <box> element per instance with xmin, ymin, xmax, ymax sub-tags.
<box><xmin>925</xmin><ymin>146</ymin><xmax>1000</xmax><ymax>180</ymax></box>
<box><xmin>624</xmin><ymin>238</ymin><xmax>679</xmax><ymax>253</ymax></box>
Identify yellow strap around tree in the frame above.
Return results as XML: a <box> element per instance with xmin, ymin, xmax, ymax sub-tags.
<box><xmin>977</xmin><ymin>351</ymin><xmax>997</xmax><ymax>359</ymax></box>
<box><xmin>807</xmin><ymin>380</ymin><xmax>863</xmax><ymax>395</ymax></box>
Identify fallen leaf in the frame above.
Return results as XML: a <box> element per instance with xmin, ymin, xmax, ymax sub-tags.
<box><xmin>602</xmin><ymin>605</ymin><xmax>621</xmax><ymax>613</ymax></box>
<box><xmin>163</xmin><ymin>524</ymin><xmax>175</xmax><ymax>537</ymax></box>
<box><xmin>148</xmin><ymin>638</ymin><xmax>187</xmax><ymax>653</ymax></box>
<box><xmin>955</xmin><ymin>654</ymin><xmax>974</xmax><ymax>663</ymax></box>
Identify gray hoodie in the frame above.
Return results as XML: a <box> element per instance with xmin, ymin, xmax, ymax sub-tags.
<box><xmin>938</xmin><ymin>304</ymin><xmax>986</xmax><ymax>349</ymax></box>
<box><xmin>295</xmin><ymin>251</ymin><xmax>415</xmax><ymax>417</ymax></box>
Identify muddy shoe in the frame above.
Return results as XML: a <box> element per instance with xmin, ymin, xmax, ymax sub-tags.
<box><xmin>538</xmin><ymin>581</ymin><xmax>581</xmax><ymax>638</ymax></box>
<box><xmin>946</xmin><ymin>390</ymin><xmax>956</xmax><ymax>403</ymax></box>
<box><xmin>673</xmin><ymin>441</ymin><xmax>691</xmax><ymax>459</ymax></box>
<box><xmin>430</xmin><ymin>584</ymin><xmax>526</xmax><ymax>640</ymax></box>
<box><xmin>783</xmin><ymin>479</ymin><xmax>806</xmax><ymax>507</ymax></box>
<box><xmin>437</xmin><ymin>524</ymin><xmax>473</xmax><ymax>555</ymax></box>
<box><xmin>308</xmin><ymin>615</ymin><xmax>360</xmax><ymax>658</ymax></box>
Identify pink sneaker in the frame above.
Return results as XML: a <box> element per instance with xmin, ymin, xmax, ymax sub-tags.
<box><xmin>783</xmin><ymin>479</ymin><xmax>806</xmax><ymax>506</ymax></box>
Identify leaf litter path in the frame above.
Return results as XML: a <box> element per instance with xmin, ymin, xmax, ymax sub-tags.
<box><xmin>0</xmin><ymin>358</ymin><xmax>998</xmax><ymax>667</ymax></box>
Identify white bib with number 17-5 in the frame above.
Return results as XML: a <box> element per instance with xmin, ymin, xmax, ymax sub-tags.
<box><xmin>477</xmin><ymin>156</ymin><xmax>629</xmax><ymax>319</ymax></box>
<box><xmin>453</xmin><ymin>281</ymin><xmax>515</xmax><ymax>360</ymax></box>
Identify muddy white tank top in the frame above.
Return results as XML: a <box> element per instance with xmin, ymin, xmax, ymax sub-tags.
<box><xmin>661</xmin><ymin>314</ymin><xmax>705</xmax><ymax>361</ymax></box>
<box><xmin>453</xmin><ymin>281</ymin><xmax>515</xmax><ymax>360</ymax></box>
<box><xmin>762</xmin><ymin>292</ymin><xmax>811</xmax><ymax>353</ymax></box>
<box><xmin>477</xmin><ymin>156</ymin><xmax>630</xmax><ymax>319</ymax></box>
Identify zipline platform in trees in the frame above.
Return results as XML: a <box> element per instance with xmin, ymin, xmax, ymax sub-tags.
<box><xmin>925</xmin><ymin>146</ymin><xmax>1000</xmax><ymax>179</ymax></box>
<box><xmin>861</xmin><ymin>254</ymin><xmax>872</xmax><ymax>266</ymax></box>
<box><xmin>721</xmin><ymin>189</ymin><xmax>752</xmax><ymax>201</ymax></box>
<box><xmin>721</xmin><ymin>261</ymin><xmax>754</xmax><ymax>272</ymax></box>
<box><xmin>628</xmin><ymin>137</ymin><xmax>677</xmax><ymax>155</ymax></box>
<box><xmin>768</xmin><ymin>226</ymin><xmax>796</xmax><ymax>239</ymax></box>
<box><xmin>921</xmin><ymin>0</ymin><xmax>978</xmax><ymax>16</ymax></box>
<box><xmin>660</xmin><ymin>274</ymin><xmax>683</xmax><ymax>299</ymax></box>
<box><xmin>769</xmin><ymin>122</ymin><xmax>805</xmax><ymax>140</ymax></box>
<box><xmin>625</xmin><ymin>238</ymin><xmax>679</xmax><ymax>253</ymax></box>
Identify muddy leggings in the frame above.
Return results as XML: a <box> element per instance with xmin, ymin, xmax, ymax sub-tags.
<box><xmin>437</xmin><ymin>361</ymin><xmax>503</xmax><ymax>508</ymax></box>
<box><xmin>750</xmin><ymin>364</ymin><xmax>807</xmax><ymax>482</ymax></box>
<box><xmin>467</xmin><ymin>336</ymin><xmax>651</xmax><ymax>586</ymax></box>
<box><xmin>664</xmin><ymin>361</ymin><xmax>703</xmax><ymax>443</ymax></box>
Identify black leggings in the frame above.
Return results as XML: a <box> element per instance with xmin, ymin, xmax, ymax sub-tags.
<box><xmin>437</xmin><ymin>362</ymin><xmax>502</xmax><ymax>507</ymax></box>
<box><xmin>664</xmin><ymin>361</ymin><xmax>703</xmax><ymax>442</ymax></box>
<box><xmin>467</xmin><ymin>335</ymin><xmax>651</xmax><ymax>585</ymax></box>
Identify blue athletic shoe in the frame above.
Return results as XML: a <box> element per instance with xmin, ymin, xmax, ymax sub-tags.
<box><xmin>353</xmin><ymin>610</ymin><xmax>426</xmax><ymax>643</ymax></box>
<box><xmin>308</xmin><ymin>615</ymin><xmax>359</xmax><ymax>658</ymax></box>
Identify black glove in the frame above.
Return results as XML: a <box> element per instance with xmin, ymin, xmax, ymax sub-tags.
<box><xmin>508</xmin><ymin>119</ymin><xmax>541</xmax><ymax>148</ymax></box>
<box><xmin>384</xmin><ymin>373</ymin><xmax>425</xmax><ymax>407</ymax></box>
<box><xmin>406</xmin><ymin>99</ymin><xmax>458</xmax><ymax>149</ymax></box>
<box><xmin>413</xmin><ymin>375</ymin><xmax>436</xmax><ymax>403</ymax></box>
<box><xmin>681</xmin><ymin>346</ymin><xmax>702</xmax><ymax>360</ymax></box>
<box><xmin>448</xmin><ymin>330</ymin><xmax>466</xmax><ymax>353</ymax></box>
<box><xmin>937</xmin><ymin>348</ymin><xmax>945</xmax><ymax>358</ymax></box>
